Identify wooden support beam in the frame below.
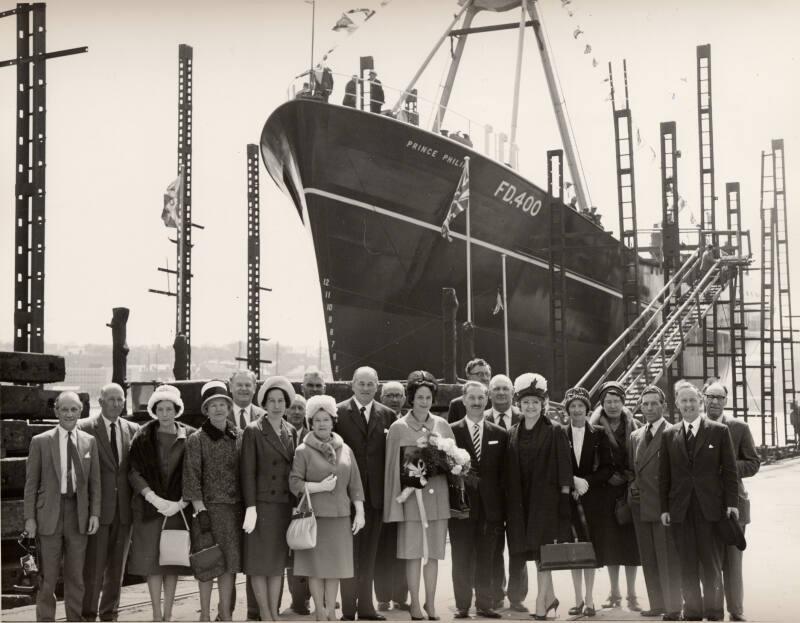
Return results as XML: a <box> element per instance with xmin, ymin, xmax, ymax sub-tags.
<box><xmin>0</xmin><ymin>352</ymin><xmax>65</xmax><ymax>383</ymax></box>
<box><xmin>1</xmin><ymin>457</ymin><xmax>27</xmax><ymax>497</ymax></box>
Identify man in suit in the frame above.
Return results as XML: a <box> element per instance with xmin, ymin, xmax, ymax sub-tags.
<box><xmin>78</xmin><ymin>383</ymin><xmax>139</xmax><ymax>621</ymax></box>
<box><xmin>629</xmin><ymin>385</ymin><xmax>682</xmax><ymax>621</ymax></box>
<box><xmin>24</xmin><ymin>391</ymin><xmax>101</xmax><ymax>622</ymax></box>
<box><xmin>286</xmin><ymin>395</ymin><xmax>309</xmax><ymax>439</ymax></box>
<box><xmin>702</xmin><ymin>379</ymin><xmax>760</xmax><ymax>622</ymax></box>
<box><xmin>447</xmin><ymin>358</ymin><xmax>492</xmax><ymax>423</ymax></box>
<box><xmin>368</xmin><ymin>70</ymin><xmax>384</xmax><ymax>113</ymax></box>
<box><xmin>660</xmin><ymin>380</ymin><xmax>739</xmax><ymax>621</ymax></box>
<box><xmin>228</xmin><ymin>369</ymin><xmax>264</xmax><ymax>620</ymax></box>
<box><xmin>450</xmin><ymin>381</ymin><xmax>507</xmax><ymax>619</ymax></box>
<box><xmin>302</xmin><ymin>367</ymin><xmax>326</xmax><ymax>398</ymax></box>
<box><xmin>375</xmin><ymin>382</ymin><xmax>409</xmax><ymax>612</ymax></box>
<box><xmin>335</xmin><ymin>366</ymin><xmax>395</xmax><ymax>620</ymax></box>
<box><xmin>483</xmin><ymin>374</ymin><xmax>523</xmax><ymax>611</ymax></box>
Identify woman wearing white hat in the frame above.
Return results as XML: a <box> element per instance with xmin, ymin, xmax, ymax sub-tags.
<box><xmin>128</xmin><ymin>385</ymin><xmax>194</xmax><ymax>622</ymax></box>
<box><xmin>240</xmin><ymin>376</ymin><xmax>299</xmax><ymax>621</ymax></box>
<box><xmin>504</xmin><ymin>373</ymin><xmax>572</xmax><ymax>620</ymax></box>
<box><xmin>183</xmin><ymin>380</ymin><xmax>243</xmax><ymax>621</ymax></box>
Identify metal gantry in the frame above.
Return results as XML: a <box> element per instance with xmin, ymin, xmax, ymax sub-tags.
<box><xmin>696</xmin><ymin>44</ymin><xmax>719</xmax><ymax>380</ymax></box>
<box><xmin>758</xmin><ymin>149</ymin><xmax>776</xmax><ymax>446</ymax></box>
<box><xmin>772</xmin><ymin>139</ymin><xmax>797</xmax><ymax>444</ymax></box>
<box><xmin>175</xmin><ymin>44</ymin><xmax>193</xmax><ymax>379</ymax></box>
<box><xmin>2</xmin><ymin>3</ymin><xmax>86</xmax><ymax>353</ymax></box>
<box><xmin>609</xmin><ymin>60</ymin><xmax>640</xmax><ymax>330</ymax></box>
<box><xmin>547</xmin><ymin>149</ymin><xmax>567</xmax><ymax>399</ymax></box>
<box><xmin>724</xmin><ymin>183</ymin><xmax>748</xmax><ymax>420</ymax></box>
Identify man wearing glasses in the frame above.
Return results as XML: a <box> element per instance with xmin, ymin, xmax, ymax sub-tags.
<box><xmin>702</xmin><ymin>380</ymin><xmax>760</xmax><ymax>622</ymax></box>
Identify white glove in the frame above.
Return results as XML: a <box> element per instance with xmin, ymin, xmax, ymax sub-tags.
<box><xmin>145</xmin><ymin>491</ymin><xmax>170</xmax><ymax>513</ymax></box>
<box><xmin>572</xmin><ymin>476</ymin><xmax>589</xmax><ymax>496</ymax></box>
<box><xmin>242</xmin><ymin>506</ymin><xmax>257</xmax><ymax>533</ymax></box>
<box><xmin>161</xmin><ymin>500</ymin><xmax>183</xmax><ymax>517</ymax></box>
<box><xmin>307</xmin><ymin>475</ymin><xmax>337</xmax><ymax>494</ymax></box>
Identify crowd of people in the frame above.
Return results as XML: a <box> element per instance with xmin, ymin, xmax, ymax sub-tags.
<box><xmin>22</xmin><ymin>359</ymin><xmax>760</xmax><ymax>622</ymax></box>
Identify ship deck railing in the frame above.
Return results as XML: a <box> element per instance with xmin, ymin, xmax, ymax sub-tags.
<box><xmin>286</xmin><ymin>71</ymin><xmax>524</xmax><ymax>170</ymax></box>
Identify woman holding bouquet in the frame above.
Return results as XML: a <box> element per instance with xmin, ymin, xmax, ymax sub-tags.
<box><xmin>505</xmin><ymin>373</ymin><xmax>573</xmax><ymax>620</ymax></box>
<box><xmin>384</xmin><ymin>370</ymin><xmax>455</xmax><ymax>621</ymax></box>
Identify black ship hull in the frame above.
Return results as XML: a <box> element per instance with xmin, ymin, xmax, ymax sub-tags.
<box><xmin>261</xmin><ymin>99</ymin><xmax>625</xmax><ymax>387</ymax></box>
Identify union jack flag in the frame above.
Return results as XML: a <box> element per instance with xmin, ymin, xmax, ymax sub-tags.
<box><xmin>440</xmin><ymin>159</ymin><xmax>469</xmax><ymax>242</ymax></box>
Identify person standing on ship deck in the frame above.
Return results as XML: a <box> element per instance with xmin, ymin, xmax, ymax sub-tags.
<box><xmin>368</xmin><ymin>70</ymin><xmax>384</xmax><ymax>113</ymax></box>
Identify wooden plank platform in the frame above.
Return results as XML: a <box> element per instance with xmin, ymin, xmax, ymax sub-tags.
<box><xmin>0</xmin><ymin>421</ymin><xmax>33</xmax><ymax>456</ymax></box>
<box><xmin>0</xmin><ymin>352</ymin><xmax>65</xmax><ymax>384</ymax></box>
<box><xmin>1</xmin><ymin>458</ymin><xmax>27</xmax><ymax>498</ymax></box>
<box><xmin>1</xmin><ymin>500</ymin><xmax>24</xmax><ymax>539</ymax></box>
<box><xmin>0</xmin><ymin>387</ymin><xmax>89</xmax><ymax>420</ymax></box>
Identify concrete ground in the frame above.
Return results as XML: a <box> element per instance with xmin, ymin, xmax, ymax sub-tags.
<box><xmin>4</xmin><ymin>457</ymin><xmax>799</xmax><ymax>622</ymax></box>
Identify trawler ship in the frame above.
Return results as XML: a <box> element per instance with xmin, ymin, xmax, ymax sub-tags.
<box><xmin>260</xmin><ymin>0</ymin><xmax>628</xmax><ymax>385</ymax></box>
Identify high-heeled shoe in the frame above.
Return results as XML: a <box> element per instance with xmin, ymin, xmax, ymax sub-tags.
<box><xmin>627</xmin><ymin>595</ymin><xmax>642</xmax><ymax>612</ymax></box>
<box><xmin>568</xmin><ymin>601</ymin><xmax>585</xmax><ymax>616</ymax></box>
<box><xmin>423</xmin><ymin>603</ymin><xmax>439</xmax><ymax>620</ymax></box>
<box><xmin>602</xmin><ymin>595</ymin><xmax>622</xmax><ymax>608</ymax></box>
<box><xmin>584</xmin><ymin>604</ymin><xmax>597</xmax><ymax>617</ymax></box>
<box><xmin>546</xmin><ymin>598</ymin><xmax>559</xmax><ymax>617</ymax></box>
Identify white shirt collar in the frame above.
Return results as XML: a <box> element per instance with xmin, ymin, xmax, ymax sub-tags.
<box><xmin>353</xmin><ymin>398</ymin><xmax>373</xmax><ymax>415</ymax></box>
<box><xmin>646</xmin><ymin>417</ymin><xmax>666</xmax><ymax>432</ymax></box>
<box><xmin>682</xmin><ymin>417</ymin><xmax>701</xmax><ymax>434</ymax></box>
<box><xmin>492</xmin><ymin>407</ymin><xmax>511</xmax><ymax>420</ymax></box>
<box><xmin>57</xmin><ymin>424</ymin><xmax>74</xmax><ymax>439</ymax></box>
<box><xmin>234</xmin><ymin>403</ymin><xmax>252</xmax><ymax>414</ymax></box>
<box><xmin>467</xmin><ymin>416</ymin><xmax>485</xmax><ymax>432</ymax></box>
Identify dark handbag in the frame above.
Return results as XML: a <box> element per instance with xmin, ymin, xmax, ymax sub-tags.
<box><xmin>189</xmin><ymin>518</ymin><xmax>226</xmax><ymax>581</ymax></box>
<box><xmin>539</xmin><ymin>500</ymin><xmax>598</xmax><ymax>571</ymax></box>
<box><xmin>614</xmin><ymin>495</ymin><xmax>633</xmax><ymax>526</ymax></box>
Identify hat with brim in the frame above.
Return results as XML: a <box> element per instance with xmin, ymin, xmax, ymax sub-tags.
<box><xmin>564</xmin><ymin>386</ymin><xmax>591</xmax><ymax>411</ymax></box>
<box><xmin>514</xmin><ymin>373</ymin><xmax>548</xmax><ymax>401</ymax></box>
<box><xmin>201</xmin><ymin>380</ymin><xmax>233</xmax><ymax>413</ymax></box>
<box><xmin>257</xmin><ymin>376</ymin><xmax>296</xmax><ymax>409</ymax></box>
<box><xmin>147</xmin><ymin>384</ymin><xmax>185</xmax><ymax>419</ymax></box>
<box><xmin>715</xmin><ymin>515</ymin><xmax>746</xmax><ymax>551</ymax></box>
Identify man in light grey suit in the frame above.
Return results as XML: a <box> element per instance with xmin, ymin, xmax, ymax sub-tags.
<box><xmin>78</xmin><ymin>383</ymin><xmax>139</xmax><ymax>621</ymax></box>
<box><xmin>24</xmin><ymin>391</ymin><xmax>101</xmax><ymax>622</ymax></box>
<box><xmin>483</xmin><ymin>374</ymin><xmax>524</xmax><ymax>611</ymax></box>
<box><xmin>703</xmin><ymin>380</ymin><xmax>760</xmax><ymax>622</ymax></box>
<box><xmin>228</xmin><ymin>369</ymin><xmax>265</xmax><ymax>620</ymax></box>
<box><xmin>629</xmin><ymin>385</ymin><xmax>682</xmax><ymax>621</ymax></box>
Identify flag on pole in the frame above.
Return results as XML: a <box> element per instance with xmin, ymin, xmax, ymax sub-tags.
<box><xmin>492</xmin><ymin>289</ymin><xmax>504</xmax><ymax>315</ymax></box>
<box><xmin>162</xmin><ymin>170</ymin><xmax>183</xmax><ymax>229</ymax></box>
<box><xmin>441</xmin><ymin>159</ymin><xmax>470</xmax><ymax>241</ymax></box>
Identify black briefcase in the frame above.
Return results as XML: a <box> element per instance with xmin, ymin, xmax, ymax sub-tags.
<box><xmin>539</xmin><ymin>500</ymin><xmax>598</xmax><ymax>571</ymax></box>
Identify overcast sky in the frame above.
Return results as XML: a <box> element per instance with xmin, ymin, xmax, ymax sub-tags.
<box><xmin>1</xmin><ymin>0</ymin><xmax>798</xmax><ymax>352</ymax></box>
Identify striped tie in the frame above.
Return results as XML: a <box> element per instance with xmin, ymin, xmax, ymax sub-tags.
<box><xmin>472</xmin><ymin>422</ymin><xmax>481</xmax><ymax>462</ymax></box>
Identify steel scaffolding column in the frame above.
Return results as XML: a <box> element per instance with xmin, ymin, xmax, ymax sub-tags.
<box><xmin>174</xmin><ymin>44</ymin><xmax>193</xmax><ymax>379</ymax></box>
<box><xmin>246</xmin><ymin>145</ymin><xmax>261</xmax><ymax>376</ymax></box>
<box><xmin>660</xmin><ymin>122</ymin><xmax>682</xmax><ymax>405</ymax></box>
<box><xmin>610</xmin><ymin>60</ymin><xmax>640</xmax><ymax>330</ymax></box>
<box><xmin>697</xmin><ymin>44</ymin><xmax>718</xmax><ymax>379</ymax></box>
<box><xmin>548</xmin><ymin>149</ymin><xmax>567</xmax><ymax>400</ymax></box>
<box><xmin>772</xmin><ymin>139</ymin><xmax>796</xmax><ymax>444</ymax></box>
<box><xmin>759</xmin><ymin>150</ymin><xmax>776</xmax><ymax>446</ymax></box>
<box><xmin>725</xmin><ymin>183</ymin><xmax>748</xmax><ymax>420</ymax></box>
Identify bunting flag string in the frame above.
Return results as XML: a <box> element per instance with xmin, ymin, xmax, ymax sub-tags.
<box><xmin>316</xmin><ymin>2</ymin><xmax>394</xmax><ymax>63</ymax></box>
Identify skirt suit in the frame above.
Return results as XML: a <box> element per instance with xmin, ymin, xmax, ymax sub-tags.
<box><xmin>240</xmin><ymin>415</ymin><xmax>298</xmax><ymax>576</ymax></box>
<box><xmin>182</xmin><ymin>419</ymin><xmax>243</xmax><ymax>573</ymax></box>
<box><xmin>289</xmin><ymin>431</ymin><xmax>365</xmax><ymax>578</ymax></box>
<box><xmin>384</xmin><ymin>413</ymin><xmax>454</xmax><ymax>560</ymax></box>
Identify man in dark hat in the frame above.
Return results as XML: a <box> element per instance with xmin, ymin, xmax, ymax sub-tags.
<box><xmin>702</xmin><ymin>380</ymin><xmax>760</xmax><ymax>622</ymax></box>
<box><xmin>660</xmin><ymin>380</ymin><xmax>739</xmax><ymax>622</ymax></box>
<box><xmin>368</xmin><ymin>70</ymin><xmax>384</xmax><ymax>113</ymax></box>
<box><xmin>629</xmin><ymin>386</ymin><xmax>682</xmax><ymax>621</ymax></box>
<box><xmin>448</xmin><ymin>358</ymin><xmax>492</xmax><ymax>423</ymax></box>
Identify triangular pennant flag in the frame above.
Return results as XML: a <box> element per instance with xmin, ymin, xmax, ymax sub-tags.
<box><xmin>492</xmin><ymin>290</ymin><xmax>504</xmax><ymax>316</ymax></box>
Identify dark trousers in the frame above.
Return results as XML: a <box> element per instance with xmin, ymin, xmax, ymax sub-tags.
<box><xmin>374</xmin><ymin>521</ymin><xmax>408</xmax><ymax>604</ymax></box>
<box><xmin>506</xmin><ymin>552</ymin><xmax>529</xmax><ymax>604</ymax></box>
<box><xmin>631</xmin><ymin>504</ymin><xmax>682</xmax><ymax>614</ymax></box>
<box><xmin>722</xmin><ymin>524</ymin><xmax>746</xmax><ymax>616</ymax></box>
<box><xmin>340</xmin><ymin>506</ymin><xmax>382</xmax><ymax>618</ymax></box>
<box><xmin>37</xmin><ymin>496</ymin><xmax>88</xmax><ymax>622</ymax></box>
<box><xmin>449</xmin><ymin>516</ymin><xmax>501</xmax><ymax>611</ymax></box>
<box><xmin>673</xmin><ymin>495</ymin><xmax>725</xmax><ymax>620</ymax></box>
<box><xmin>81</xmin><ymin>508</ymin><xmax>131</xmax><ymax>621</ymax></box>
<box><xmin>287</xmin><ymin>567</ymin><xmax>311</xmax><ymax>609</ymax></box>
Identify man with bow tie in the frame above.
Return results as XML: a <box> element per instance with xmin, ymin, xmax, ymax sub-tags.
<box><xmin>24</xmin><ymin>391</ymin><xmax>101</xmax><ymax>621</ymax></box>
<box><xmin>659</xmin><ymin>380</ymin><xmax>738</xmax><ymax>621</ymax></box>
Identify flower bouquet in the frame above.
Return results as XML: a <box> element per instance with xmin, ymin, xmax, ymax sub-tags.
<box><xmin>397</xmin><ymin>431</ymin><xmax>476</xmax><ymax>518</ymax></box>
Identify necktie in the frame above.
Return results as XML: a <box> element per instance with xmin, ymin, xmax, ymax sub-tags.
<box><xmin>360</xmin><ymin>406</ymin><xmax>367</xmax><ymax>427</ymax></box>
<box><xmin>110</xmin><ymin>422</ymin><xmax>119</xmax><ymax>465</ymax></box>
<box><xmin>498</xmin><ymin>413</ymin><xmax>507</xmax><ymax>429</ymax></box>
<box><xmin>239</xmin><ymin>408</ymin><xmax>247</xmax><ymax>430</ymax></box>
<box><xmin>685</xmin><ymin>423</ymin><xmax>695</xmax><ymax>456</ymax></box>
<box><xmin>66</xmin><ymin>431</ymin><xmax>77</xmax><ymax>496</ymax></box>
<box><xmin>644</xmin><ymin>424</ymin><xmax>653</xmax><ymax>446</ymax></box>
<box><xmin>472</xmin><ymin>423</ymin><xmax>482</xmax><ymax>462</ymax></box>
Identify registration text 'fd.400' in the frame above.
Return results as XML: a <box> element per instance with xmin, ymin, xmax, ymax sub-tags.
<box><xmin>494</xmin><ymin>181</ymin><xmax>543</xmax><ymax>216</ymax></box>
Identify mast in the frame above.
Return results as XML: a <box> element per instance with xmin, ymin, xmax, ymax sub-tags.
<box><xmin>509</xmin><ymin>4</ymin><xmax>526</xmax><ymax>169</ymax></box>
<box><xmin>432</xmin><ymin>3</ymin><xmax>478</xmax><ymax>133</ymax></box>
<box><xmin>525</xmin><ymin>0</ymin><xmax>590</xmax><ymax>211</ymax></box>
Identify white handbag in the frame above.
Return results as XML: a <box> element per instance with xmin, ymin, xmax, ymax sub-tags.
<box><xmin>159</xmin><ymin>508</ymin><xmax>191</xmax><ymax>566</ymax></box>
<box><xmin>286</xmin><ymin>486</ymin><xmax>317</xmax><ymax>550</ymax></box>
